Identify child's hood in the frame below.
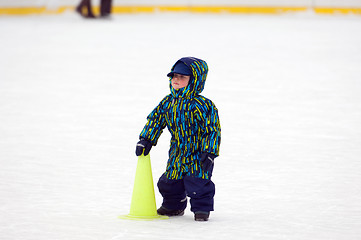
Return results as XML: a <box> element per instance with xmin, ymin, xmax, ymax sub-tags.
<box><xmin>169</xmin><ymin>57</ymin><xmax>209</xmax><ymax>98</ymax></box>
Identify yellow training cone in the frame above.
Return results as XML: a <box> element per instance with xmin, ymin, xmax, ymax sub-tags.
<box><xmin>119</xmin><ymin>154</ymin><xmax>168</xmax><ymax>220</ymax></box>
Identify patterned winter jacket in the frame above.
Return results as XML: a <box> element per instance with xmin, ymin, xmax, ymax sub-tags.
<box><xmin>140</xmin><ymin>57</ymin><xmax>221</xmax><ymax>180</ymax></box>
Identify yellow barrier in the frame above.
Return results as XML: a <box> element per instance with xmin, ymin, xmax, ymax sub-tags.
<box><xmin>0</xmin><ymin>6</ymin><xmax>70</xmax><ymax>15</ymax></box>
<box><xmin>314</xmin><ymin>7</ymin><xmax>361</xmax><ymax>15</ymax></box>
<box><xmin>0</xmin><ymin>6</ymin><xmax>360</xmax><ymax>15</ymax></box>
<box><xmin>111</xmin><ymin>6</ymin><xmax>309</xmax><ymax>14</ymax></box>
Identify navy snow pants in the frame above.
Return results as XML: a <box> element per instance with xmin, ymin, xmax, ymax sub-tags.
<box><xmin>157</xmin><ymin>174</ymin><xmax>215</xmax><ymax>213</ymax></box>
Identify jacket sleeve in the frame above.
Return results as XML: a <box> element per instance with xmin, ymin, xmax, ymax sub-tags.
<box><xmin>194</xmin><ymin>97</ymin><xmax>221</xmax><ymax>156</ymax></box>
<box><xmin>139</xmin><ymin>97</ymin><xmax>167</xmax><ymax>146</ymax></box>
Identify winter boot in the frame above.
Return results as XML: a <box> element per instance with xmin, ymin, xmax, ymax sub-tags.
<box><xmin>194</xmin><ymin>211</ymin><xmax>210</xmax><ymax>221</ymax></box>
<box><xmin>157</xmin><ymin>206</ymin><xmax>185</xmax><ymax>216</ymax></box>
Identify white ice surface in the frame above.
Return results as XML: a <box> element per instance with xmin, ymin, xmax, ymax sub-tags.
<box><xmin>1</xmin><ymin>12</ymin><xmax>361</xmax><ymax>240</ymax></box>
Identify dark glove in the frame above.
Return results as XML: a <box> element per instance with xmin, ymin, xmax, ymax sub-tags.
<box><xmin>200</xmin><ymin>152</ymin><xmax>216</xmax><ymax>172</ymax></box>
<box><xmin>135</xmin><ymin>138</ymin><xmax>152</xmax><ymax>156</ymax></box>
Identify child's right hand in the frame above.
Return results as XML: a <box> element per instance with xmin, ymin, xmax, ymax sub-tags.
<box><xmin>135</xmin><ymin>138</ymin><xmax>152</xmax><ymax>156</ymax></box>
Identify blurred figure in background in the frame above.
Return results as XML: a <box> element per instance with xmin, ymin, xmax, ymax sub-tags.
<box><xmin>76</xmin><ymin>0</ymin><xmax>112</xmax><ymax>19</ymax></box>
<box><xmin>76</xmin><ymin>0</ymin><xmax>96</xmax><ymax>18</ymax></box>
<box><xmin>100</xmin><ymin>0</ymin><xmax>112</xmax><ymax>18</ymax></box>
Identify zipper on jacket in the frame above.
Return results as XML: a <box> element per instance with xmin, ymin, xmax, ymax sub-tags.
<box><xmin>172</xmin><ymin>97</ymin><xmax>182</xmax><ymax>105</ymax></box>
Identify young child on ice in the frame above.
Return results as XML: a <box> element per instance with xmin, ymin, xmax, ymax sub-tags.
<box><xmin>135</xmin><ymin>57</ymin><xmax>221</xmax><ymax>221</ymax></box>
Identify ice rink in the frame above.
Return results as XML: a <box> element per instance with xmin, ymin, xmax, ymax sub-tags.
<box><xmin>1</xmin><ymin>12</ymin><xmax>361</xmax><ymax>240</ymax></box>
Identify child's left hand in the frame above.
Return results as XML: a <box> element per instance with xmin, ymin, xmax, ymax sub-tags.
<box><xmin>200</xmin><ymin>153</ymin><xmax>216</xmax><ymax>172</ymax></box>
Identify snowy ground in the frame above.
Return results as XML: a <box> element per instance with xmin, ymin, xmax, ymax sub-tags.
<box><xmin>1</xmin><ymin>12</ymin><xmax>361</xmax><ymax>240</ymax></box>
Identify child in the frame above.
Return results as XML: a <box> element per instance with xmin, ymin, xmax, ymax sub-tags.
<box><xmin>135</xmin><ymin>57</ymin><xmax>221</xmax><ymax>221</ymax></box>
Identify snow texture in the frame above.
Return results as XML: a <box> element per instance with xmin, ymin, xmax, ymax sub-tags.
<box><xmin>1</xmin><ymin>12</ymin><xmax>361</xmax><ymax>240</ymax></box>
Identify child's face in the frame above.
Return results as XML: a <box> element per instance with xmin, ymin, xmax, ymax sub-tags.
<box><xmin>171</xmin><ymin>73</ymin><xmax>190</xmax><ymax>90</ymax></box>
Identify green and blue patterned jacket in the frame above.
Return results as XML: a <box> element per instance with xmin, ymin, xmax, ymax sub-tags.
<box><xmin>140</xmin><ymin>57</ymin><xmax>221</xmax><ymax>180</ymax></box>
